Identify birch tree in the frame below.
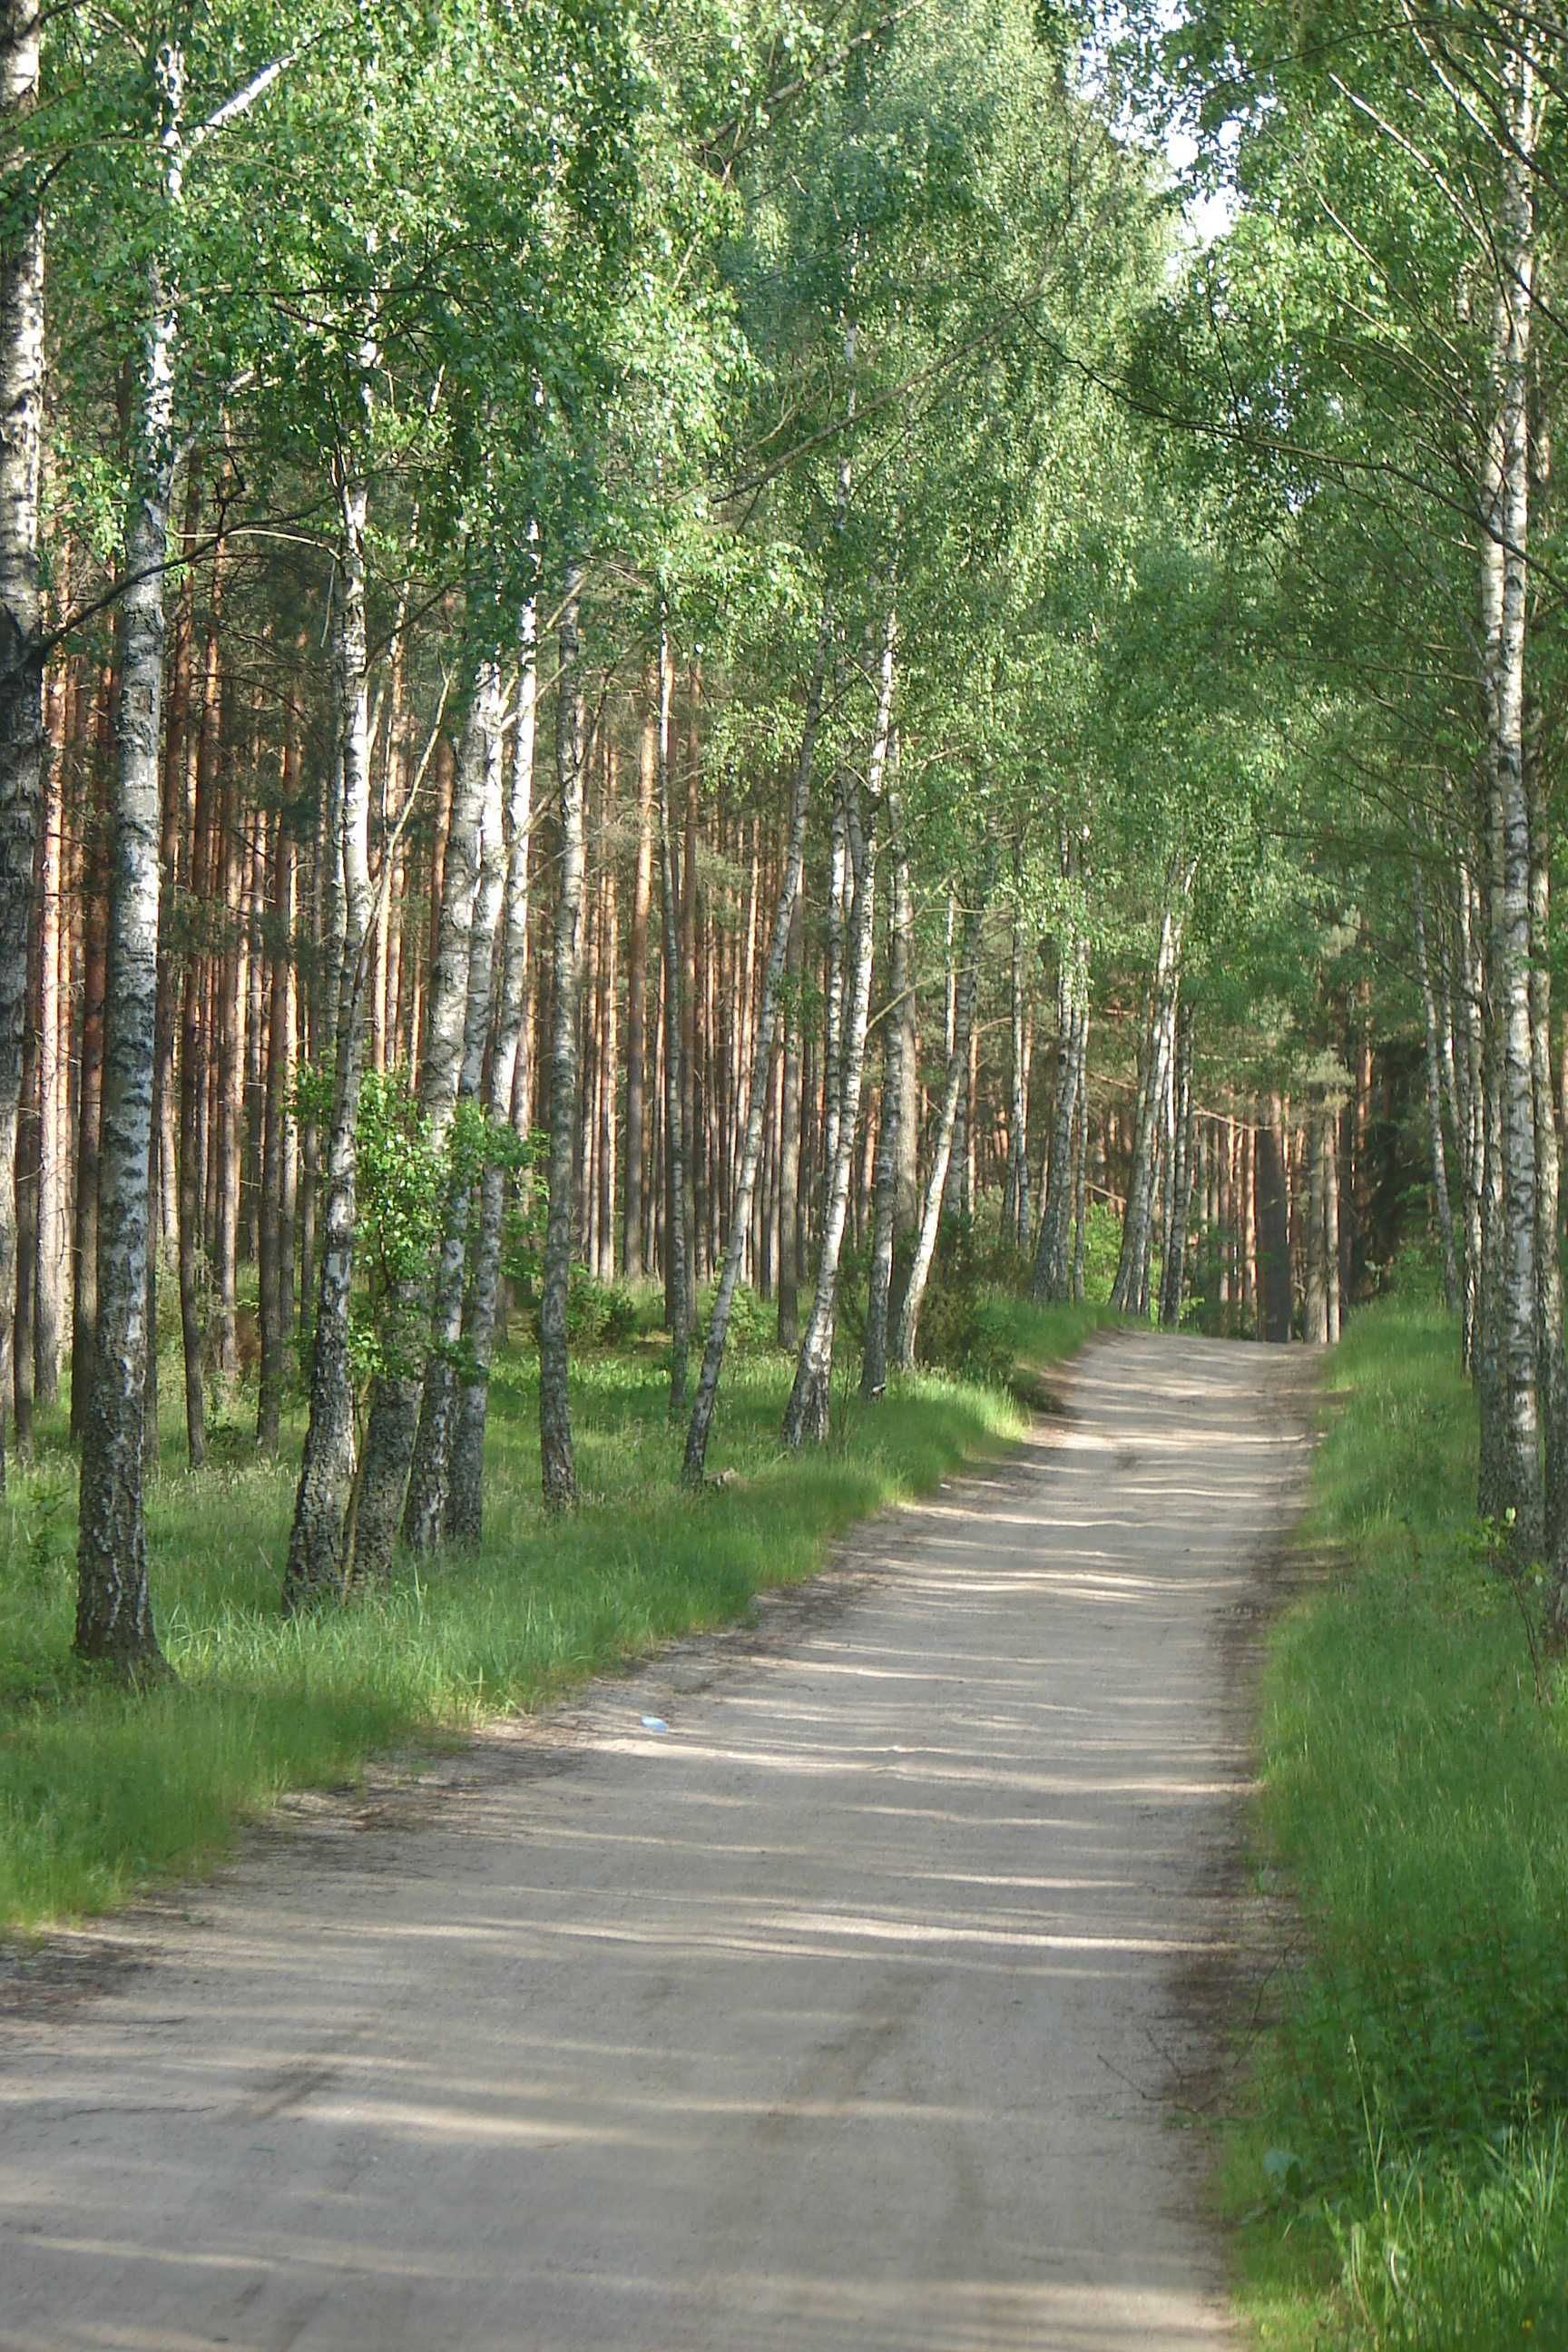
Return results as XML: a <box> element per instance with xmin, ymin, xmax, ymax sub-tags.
<box><xmin>0</xmin><ymin>0</ymin><xmax>43</xmax><ymax>1494</ymax></box>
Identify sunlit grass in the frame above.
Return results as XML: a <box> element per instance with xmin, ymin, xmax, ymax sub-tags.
<box><xmin>1232</xmin><ymin>1294</ymin><xmax>1568</xmax><ymax>2350</ymax></box>
<box><xmin>0</xmin><ymin>1297</ymin><xmax>1108</xmax><ymax>1934</ymax></box>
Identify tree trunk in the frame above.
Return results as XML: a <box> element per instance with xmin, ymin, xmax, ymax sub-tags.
<box><xmin>1032</xmin><ymin>927</ymin><xmax>1088</xmax><ymax>1304</ymax></box>
<box><xmin>684</xmin><ymin>609</ymin><xmax>836</xmax><ymax>1482</ymax></box>
<box><xmin>1112</xmin><ymin>873</ymin><xmax>1188</xmax><ymax>1317</ymax></box>
<box><xmin>1484</xmin><ymin>56</ymin><xmax>1544</xmax><ymax>1556</ymax></box>
<box><xmin>862</xmin><ymin>783</ymin><xmax>910</xmax><ymax>1399</ymax></box>
<box><xmin>75</xmin><ymin>42</ymin><xmax>183</xmax><ymax>1673</ymax></box>
<box><xmin>0</xmin><ymin>0</ymin><xmax>44</xmax><ymax>1491</ymax></box>
<box><xmin>31</xmin><ymin>710</ymin><xmax>61</xmax><ymax>1403</ymax></box>
<box><xmin>776</xmin><ymin>888</ymin><xmax>803</xmax><ymax>1351</ymax></box>
<box><xmin>70</xmin><ymin>726</ymin><xmax>107</xmax><ymax>1444</ymax></box>
<box><xmin>622</xmin><ymin>664</ymin><xmax>654</xmax><ymax>1280</ymax></box>
<box><xmin>352</xmin><ymin>660</ymin><xmax>496</xmax><ymax>1581</ymax></box>
<box><xmin>1456</xmin><ymin>854</ymin><xmax>1486</xmax><ymax>1367</ymax></box>
<box><xmin>447</xmin><ymin>583</ymin><xmax>538</xmax><ymax>1546</ymax></box>
<box><xmin>1412</xmin><ymin>860</ymin><xmax>1461</xmax><ymax>1315</ymax></box>
<box><xmin>1006</xmin><ymin>905</ymin><xmax>1030</xmax><ymax>1250</ymax></box>
<box><xmin>284</xmin><ymin>415</ymin><xmax>376</xmax><ymax>1612</ymax></box>
<box><xmin>1254</xmin><ymin>1105</ymin><xmax>1293</xmax><ymax>1346</ymax></box>
<box><xmin>538</xmin><ymin>560</ymin><xmax>586</xmax><ymax>1514</ymax></box>
<box><xmin>403</xmin><ymin>658</ymin><xmax>505</xmax><ymax>1550</ymax></box>
<box><xmin>894</xmin><ymin>854</ymin><xmax>991</xmax><ymax>1368</ymax></box>
<box><xmin>257</xmin><ymin>811</ymin><xmax>294</xmax><ymax>1453</ymax></box>
<box><xmin>1304</xmin><ymin>1110</ymin><xmax>1328</xmax><ymax>1347</ymax></box>
<box><xmin>656</xmin><ymin>612</ymin><xmax>691</xmax><ymax>1413</ymax></box>
<box><xmin>1526</xmin><ymin>746</ymin><xmax>1567</xmax><ymax>1555</ymax></box>
<box><xmin>1157</xmin><ymin>1001</ymin><xmax>1195</xmax><ymax>1330</ymax></box>
<box><xmin>782</xmin><ymin>773</ymin><xmax>878</xmax><ymax>1449</ymax></box>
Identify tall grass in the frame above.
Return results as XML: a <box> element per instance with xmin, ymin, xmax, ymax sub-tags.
<box><xmin>1235</xmin><ymin>1295</ymin><xmax>1568</xmax><ymax>2350</ymax></box>
<box><xmin>0</xmin><ymin>1297</ymin><xmax>1107</xmax><ymax>1934</ymax></box>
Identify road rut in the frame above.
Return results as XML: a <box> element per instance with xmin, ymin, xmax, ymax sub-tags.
<box><xmin>0</xmin><ymin>1330</ymin><xmax>1313</xmax><ymax>2351</ymax></box>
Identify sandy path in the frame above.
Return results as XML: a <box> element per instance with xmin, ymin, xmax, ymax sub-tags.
<box><xmin>0</xmin><ymin>1331</ymin><xmax>1311</xmax><ymax>2352</ymax></box>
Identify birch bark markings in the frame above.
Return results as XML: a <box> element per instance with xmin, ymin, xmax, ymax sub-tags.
<box><xmin>538</xmin><ymin>560</ymin><xmax>586</xmax><ymax>1514</ymax></box>
<box><xmin>74</xmin><ymin>39</ymin><xmax>188</xmax><ymax>1671</ymax></box>
<box><xmin>447</xmin><ymin>588</ymin><xmax>537</xmax><ymax>1546</ymax></box>
<box><xmin>0</xmin><ymin>0</ymin><xmax>43</xmax><ymax>1492</ymax></box>
<box><xmin>1157</xmin><ymin>1001</ymin><xmax>1195</xmax><ymax>1331</ymax></box>
<box><xmin>1032</xmin><ymin>926</ymin><xmax>1087</xmax><ymax>1304</ymax></box>
<box><xmin>862</xmin><ymin>782</ymin><xmax>910</xmax><ymax>1400</ymax></box>
<box><xmin>404</xmin><ymin>657</ymin><xmax>505</xmax><ymax>1549</ymax></box>
<box><xmin>1111</xmin><ymin>871</ymin><xmax>1189</xmax><ymax>1318</ymax></box>
<box><xmin>1483</xmin><ymin>50</ymin><xmax>1544</xmax><ymax>1553</ymax></box>
<box><xmin>351</xmin><ymin>659</ymin><xmax>496</xmax><ymax>1580</ymax></box>
<box><xmin>782</xmin><ymin>771</ymin><xmax>878</xmax><ymax>1450</ymax></box>
<box><xmin>894</xmin><ymin>856</ymin><xmax>992</xmax><ymax>1370</ymax></box>
<box><xmin>284</xmin><ymin>421</ymin><xmax>376</xmax><ymax>1611</ymax></box>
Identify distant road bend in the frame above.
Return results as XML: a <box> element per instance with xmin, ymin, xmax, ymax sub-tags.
<box><xmin>1</xmin><ymin>1330</ymin><xmax>1311</xmax><ymax>2351</ymax></box>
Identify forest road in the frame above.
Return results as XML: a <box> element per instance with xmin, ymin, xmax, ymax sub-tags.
<box><xmin>0</xmin><ymin>1330</ymin><xmax>1314</xmax><ymax>2352</ymax></box>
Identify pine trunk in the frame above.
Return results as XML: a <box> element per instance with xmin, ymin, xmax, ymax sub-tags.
<box><xmin>656</xmin><ymin>614</ymin><xmax>690</xmax><ymax>1413</ymax></box>
<box><xmin>257</xmin><ymin>812</ymin><xmax>294</xmax><ymax>1453</ymax></box>
<box><xmin>683</xmin><ymin>610</ymin><xmax>835</xmax><ymax>1482</ymax></box>
<box><xmin>1412</xmin><ymin>861</ymin><xmax>1461</xmax><ymax>1314</ymax></box>
<box><xmin>622</xmin><ymin>670</ymin><xmax>654</xmax><ymax>1280</ymax></box>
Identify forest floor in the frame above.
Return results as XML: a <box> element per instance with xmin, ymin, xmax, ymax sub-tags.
<box><xmin>0</xmin><ymin>1328</ymin><xmax>1312</xmax><ymax>2351</ymax></box>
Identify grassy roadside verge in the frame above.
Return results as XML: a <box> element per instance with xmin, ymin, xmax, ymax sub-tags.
<box><xmin>1233</xmin><ymin>1295</ymin><xmax>1568</xmax><ymax>2350</ymax></box>
<box><xmin>0</xmin><ymin>1293</ymin><xmax>1109</xmax><ymax>1936</ymax></box>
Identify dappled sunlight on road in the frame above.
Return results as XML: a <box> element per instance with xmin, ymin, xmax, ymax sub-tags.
<box><xmin>0</xmin><ymin>1332</ymin><xmax>1309</xmax><ymax>2350</ymax></box>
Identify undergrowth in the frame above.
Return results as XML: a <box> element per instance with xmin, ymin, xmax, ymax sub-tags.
<box><xmin>0</xmin><ymin>1293</ymin><xmax>1108</xmax><ymax>1934</ymax></box>
<box><xmin>1234</xmin><ymin>1293</ymin><xmax>1568</xmax><ymax>2350</ymax></box>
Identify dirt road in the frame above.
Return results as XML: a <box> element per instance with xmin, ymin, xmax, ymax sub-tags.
<box><xmin>0</xmin><ymin>1332</ymin><xmax>1311</xmax><ymax>2351</ymax></box>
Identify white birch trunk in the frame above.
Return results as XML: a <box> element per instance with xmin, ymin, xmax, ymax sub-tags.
<box><xmin>404</xmin><ymin>657</ymin><xmax>506</xmax><ymax>1547</ymax></box>
<box><xmin>0</xmin><ymin>0</ymin><xmax>44</xmax><ymax>1494</ymax></box>
<box><xmin>1032</xmin><ymin>929</ymin><xmax>1087</xmax><ymax>1303</ymax></box>
<box><xmin>446</xmin><ymin>583</ymin><xmax>537</xmax><ymax>1546</ymax></box>
<box><xmin>74</xmin><ymin>42</ymin><xmax>184</xmax><ymax>1671</ymax></box>
<box><xmin>1482</xmin><ymin>56</ymin><xmax>1544</xmax><ymax>1551</ymax></box>
<box><xmin>349</xmin><ymin>656</ymin><xmax>497</xmax><ymax>1579</ymax></box>
<box><xmin>862</xmin><ymin>774</ymin><xmax>910</xmax><ymax>1400</ymax></box>
<box><xmin>1111</xmin><ymin>868</ymin><xmax>1190</xmax><ymax>1318</ymax></box>
<box><xmin>782</xmin><ymin>773</ymin><xmax>878</xmax><ymax>1449</ymax></box>
<box><xmin>285</xmin><ymin>394</ymin><xmax>376</xmax><ymax>1610</ymax></box>
<box><xmin>538</xmin><ymin>559</ymin><xmax>585</xmax><ymax>1512</ymax></box>
<box><xmin>894</xmin><ymin>854</ymin><xmax>993</xmax><ymax>1368</ymax></box>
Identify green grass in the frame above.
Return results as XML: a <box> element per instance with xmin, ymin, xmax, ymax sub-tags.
<box><xmin>0</xmin><ymin>1294</ymin><xmax>1109</xmax><ymax>1936</ymax></box>
<box><xmin>1233</xmin><ymin>1292</ymin><xmax>1568</xmax><ymax>2350</ymax></box>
